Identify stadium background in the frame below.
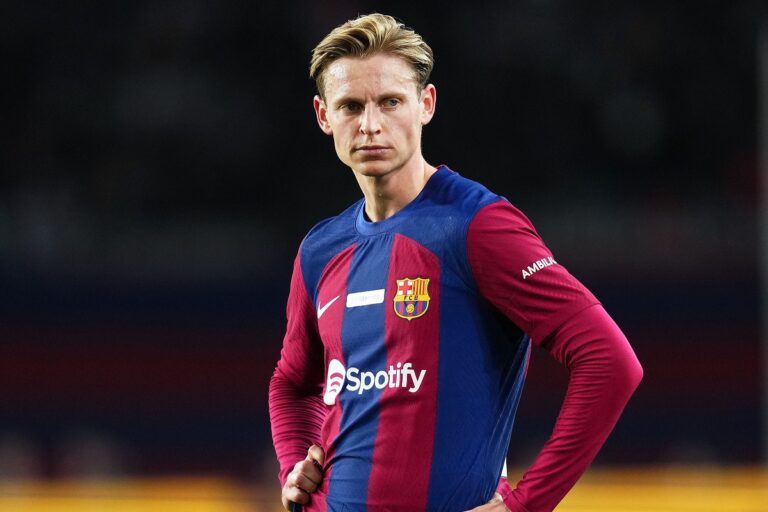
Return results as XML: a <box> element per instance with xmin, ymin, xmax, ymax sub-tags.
<box><xmin>0</xmin><ymin>1</ymin><xmax>765</xmax><ymax>510</ymax></box>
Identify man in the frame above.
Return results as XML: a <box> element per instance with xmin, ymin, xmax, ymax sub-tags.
<box><xmin>269</xmin><ymin>13</ymin><xmax>642</xmax><ymax>512</ymax></box>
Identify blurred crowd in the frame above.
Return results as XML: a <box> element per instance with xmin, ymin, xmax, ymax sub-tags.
<box><xmin>0</xmin><ymin>0</ymin><xmax>762</xmax><ymax>481</ymax></box>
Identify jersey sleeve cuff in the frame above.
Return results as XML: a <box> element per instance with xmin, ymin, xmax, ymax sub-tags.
<box><xmin>496</xmin><ymin>478</ymin><xmax>530</xmax><ymax>512</ymax></box>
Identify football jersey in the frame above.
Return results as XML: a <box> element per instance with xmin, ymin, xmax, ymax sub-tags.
<box><xmin>272</xmin><ymin>165</ymin><xmax>598</xmax><ymax>511</ymax></box>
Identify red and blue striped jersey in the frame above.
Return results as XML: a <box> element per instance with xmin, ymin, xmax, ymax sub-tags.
<box><xmin>271</xmin><ymin>166</ymin><xmax>598</xmax><ymax>510</ymax></box>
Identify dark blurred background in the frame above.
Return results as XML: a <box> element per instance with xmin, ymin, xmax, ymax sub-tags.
<box><xmin>0</xmin><ymin>0</ymin><xmax>762</xmax><ymax>488</ymax></box>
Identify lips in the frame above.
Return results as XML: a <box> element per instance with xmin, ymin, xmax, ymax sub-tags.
<box><xmin>355</xmin><ymin>145</ymin><xmax>390</xmax><ymax>152</ymax></box>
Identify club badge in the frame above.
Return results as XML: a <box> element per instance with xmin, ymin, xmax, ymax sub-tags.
<box><xmin>393</xmin><ymin>277</ymin><xmax>430</xmax><ymax>320</ymax></box>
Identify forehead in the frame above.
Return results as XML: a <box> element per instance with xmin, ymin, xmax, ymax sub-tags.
<box><xmin>323</xmin><ymin>53</ymin><xmax>418</xmax><ymax>100</ymax></box>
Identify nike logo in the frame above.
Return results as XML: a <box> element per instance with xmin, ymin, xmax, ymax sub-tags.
<box><xmin>317</xmin><ymin>295</ymin><xmax>340</xmax><ymax>319</ymax></box>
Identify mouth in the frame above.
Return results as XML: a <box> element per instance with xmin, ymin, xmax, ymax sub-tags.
<box><xmin>354</xmin><ymin>145</ymin><xmax>390</xmax><ymax>153</ymax></box>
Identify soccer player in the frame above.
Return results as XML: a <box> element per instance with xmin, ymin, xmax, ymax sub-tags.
<box><xmin>269</xmin><ymin>13</ymin><xmax>642</xmax><ymax>512</ymax></box>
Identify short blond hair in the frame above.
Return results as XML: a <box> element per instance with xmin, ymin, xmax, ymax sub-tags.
<box><xmin>310</xmin><ymin>13</ymin><xmax>434</xmax><ymax>99</ymax></box>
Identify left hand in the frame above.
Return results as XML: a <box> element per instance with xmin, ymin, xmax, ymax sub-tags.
<box><xmin>465</xmin><ymin>493</ymin><xmax>510</xmax><ymax>511</ymax></box>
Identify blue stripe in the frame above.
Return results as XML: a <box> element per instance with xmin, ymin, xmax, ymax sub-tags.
<box><xmin>426</xmin><ymin>267</ymin><xmax>530</xmax><ymax>510</ymax></box>
<box><xmin>327</xmin><ymin>234</ymin><xmax>393</xmax><ymax>510</ymax></box>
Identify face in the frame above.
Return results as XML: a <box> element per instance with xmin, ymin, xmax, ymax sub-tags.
<box><xmin>313</xmin><ymin>53</ymin><xmax>436</xmax><ymax>178</ymax></box>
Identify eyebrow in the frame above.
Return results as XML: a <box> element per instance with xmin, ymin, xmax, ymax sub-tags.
<box><xmin>332</xmin><ymin>91</ymin><xmax>408</xmax><ymax>107</ymax></box>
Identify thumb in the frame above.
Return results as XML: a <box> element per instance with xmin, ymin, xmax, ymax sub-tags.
<box><xmin>306</xmin><ymin>444</ymin><xmax>325</xmax><ymax>466</ymax></box>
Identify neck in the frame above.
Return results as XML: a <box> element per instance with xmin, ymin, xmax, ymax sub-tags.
<box><xmin>355</xmin><ymin>158</ymin><xmax>437</xmax><ymax>222</ymax></box>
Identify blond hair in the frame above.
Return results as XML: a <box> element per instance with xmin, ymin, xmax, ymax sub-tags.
<box><xmin>310</xmin><ymin>13</ymin><xmax>434</xmax><ymax>99</ymax></box>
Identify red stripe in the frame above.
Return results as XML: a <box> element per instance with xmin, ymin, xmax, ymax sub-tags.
<box><xmin>367</xmin><ymin>234</ymin><xmax>440</xmax><ymax>508</ymax></box>
<box><xmin>313</xmin><ymin>244</ymin><xmax>356</xmax><ymax>511</ymax></box>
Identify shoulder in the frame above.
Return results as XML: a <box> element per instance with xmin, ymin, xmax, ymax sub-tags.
<box><xmin>298</xmin><ymin>199</ymin><xmax>361</xmax><ymax>296</ymax></box>
<box><xmin>302</xmin><ymin>200</ymin><xmax>360</xmax><ymax>252</ymax></box>
<box><xmin>430</xmin><ymin>167</ymin><xmax>536</xmax><ymax>230</ymax></box>
<box><xmin>471</xmin><ymin>198</ymin><xmax>537</xmax><ymax>234</ymax></box>
<box><xmin>428</xmin><ymin>166</ymin><xmax>504</xmax><ymax>218</ymax></box>
<box><xmin>395</xmin><ymin>167</ymin><xmax>512</xmax><ymax>276</ymax></box>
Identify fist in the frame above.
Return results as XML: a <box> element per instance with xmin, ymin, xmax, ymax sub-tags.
<box><xmin>281</xmin><ymin>445</ymin><xmax>326</xmax><ymax>511</ymax></box>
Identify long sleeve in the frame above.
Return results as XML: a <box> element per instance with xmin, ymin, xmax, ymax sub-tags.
<box><xmin>468</xmin><ymin>199</ymin><xmax>642</xmax><ymax>511</ymax></box>
<box><xmin>268</xmin><ymin>251</ymin><xmax>328</xmax><ymax>486</ymax></box>
<box><xmin>497</xmin><ymin>304</ymin><xmax>642</xmax><ymax>512</ymax></box>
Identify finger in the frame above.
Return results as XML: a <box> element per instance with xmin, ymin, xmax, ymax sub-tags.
<box><xmin>287</xmin><ymin>469</ymin><xmax>320</xmax><ymax>493</ymax></box>
<box><xmin>291</xmin><ymin>459</ymin><xmax>323</xmax><ymax>485</ymax></box>
<box><xmin>282</xmin><ymin>484</ymin><xmax>311</xmax><ymax>506</ymax></box>
<box><xmin>306</xmin><ymin>444</ymin><xmax>326</xmax><ymax>466</ymax></box>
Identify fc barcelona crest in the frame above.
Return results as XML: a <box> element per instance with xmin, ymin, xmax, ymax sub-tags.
<box><xmin>393</xmin><ymin>277</ymin><xmax>431</xmax><ymax>320</ymax></box>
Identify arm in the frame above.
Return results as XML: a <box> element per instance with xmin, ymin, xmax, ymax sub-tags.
<box><xmin>268</xmin><ymin>251</ymin><xmax>327</xmax><ymax>486</ymax></box>
<box><xmin>467</xmin><ymin>200</ymin><xmax>642</xmax><ymax>512</ymax></box>
<box><xmin>497</xmin><ymin>304</ymin><xmax>642</xmax><ymax>512</ymax></box>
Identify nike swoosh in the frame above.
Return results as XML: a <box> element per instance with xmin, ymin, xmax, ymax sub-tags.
<box><xmin>317</xmin><ymin>295</ymin><xmax>340</xmax><ymax>319</ymax></box>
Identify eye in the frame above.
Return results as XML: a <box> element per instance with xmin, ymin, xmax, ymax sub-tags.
<box><xmin>340</xmin><ymin>102</ymin><xmax>362</xmax><ymax>113</ymax></box>
<box><xmin>383</xmin><ymin>98</ymin><xmax>400</xmax><ymax>108</ymax></box>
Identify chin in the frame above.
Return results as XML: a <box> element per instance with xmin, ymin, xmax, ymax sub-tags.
<box><xmin>353</xmin><ymin>159</ymin><xmax>403</xmax><ymax>178</ymax></box>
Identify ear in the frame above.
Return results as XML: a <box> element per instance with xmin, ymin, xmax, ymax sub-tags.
<box><xmin>313</xmin><ymin>95</ymin><xmax>334</xmax><ymax>135</ymax></box>
<box><xmin>419</xmin><ymin>84</ymin><xmax>437</xmax><ymax>126</ymax></box>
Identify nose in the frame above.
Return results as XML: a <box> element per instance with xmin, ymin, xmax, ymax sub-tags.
<box><xmin>359</xmin><ymin>105</ymin><xmax>382</xmax><ymax>135</ymax></box>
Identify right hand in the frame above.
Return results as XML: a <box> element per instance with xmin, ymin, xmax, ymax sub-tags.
<box><xmin>281</xmin><ymin>444</ymin><xmax>326</xmax><ymax>511</ymax></box>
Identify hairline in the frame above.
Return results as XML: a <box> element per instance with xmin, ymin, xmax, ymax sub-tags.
<box><xmin>317</xmin><ymin>51</ymin><xmax>426</xmax><ymax>103</ymax></box>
